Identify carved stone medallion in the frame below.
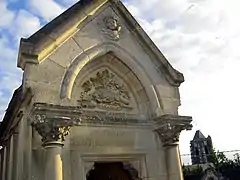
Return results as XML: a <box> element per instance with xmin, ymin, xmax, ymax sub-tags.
<box><xmin>100</xmin><ymin>16</ymin><xmax>122</xmax><ymax>41</ymax></box>
<box><xmin>77</xmin><ymin>69</ymin><xmax>132</xmax><ymax>111</ymax></box>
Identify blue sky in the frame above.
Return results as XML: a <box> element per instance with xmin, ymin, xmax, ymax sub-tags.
<box><xmin>1</xmin><ymin>0</ymin><xmax>240</xmax><ymax>164</ymax></box>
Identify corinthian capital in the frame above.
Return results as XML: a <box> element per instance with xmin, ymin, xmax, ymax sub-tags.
<box><xmin>31</xmin><ymin>114</ymin><xmax>70</xmax><ymax>144</ymax></box>
<box><xmin>154</xmin><ymin>114</ymin><xmax>192</xmax><ymax>146</ymax></box>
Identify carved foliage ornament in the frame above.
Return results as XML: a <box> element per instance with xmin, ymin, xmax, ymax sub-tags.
<box><xmin>78</xmin><ymin>69</ymin><xmax>132</xmax><ymax>111</ymax></box>
<box><xmin>155</xmin><ymin>116</ymin><xmax>192</xmax><ymax>146</ymax></box>
<box><xmin>101</xmin><ymin>16</ymin><xmax>122</xmax><ymax>41</ymax></box>
<box><xmin>155</xmin><ymin>123</ymin><xmax>181</xmax><ymax>146</ymax></box>
<box><xmin>32</xmin><ymin>114</ymin><xmax>70</xmax><ymax>143</ymax></box>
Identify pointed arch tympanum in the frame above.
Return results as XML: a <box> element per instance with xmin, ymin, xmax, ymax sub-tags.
<box><xmin>60</xmin><ymin>42</ymin><xmax>161</xmax><ymax>116</ymax></box>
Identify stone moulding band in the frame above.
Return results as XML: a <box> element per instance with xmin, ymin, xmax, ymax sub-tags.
<box><xmin>30</xmin><ymin>103</ymin><xmax>192</xmax><ymax>129</ymax></box>
<box><xmin>30</xmin><ymin>103</ymin><xmax>153</xmax><ymax>127</ymax></box>
<box><xmin>30</xmin><ymin>103</ymin><xmax>192</xmax><ymax>128</ymax></box>
<box><xmin>30</xmin><ymin>103</ymin><xmax>193</xmax><ymax>145</ymax></box>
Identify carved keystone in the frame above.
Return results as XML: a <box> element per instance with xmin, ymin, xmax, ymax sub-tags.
<box><xmin>154</xmin><ymin>114</ymin><xmax>192</xmax><ymax>146</ymax></box>
<box><xmin>31</xmin><ymin>114</ymin><xmax>71</xmax><ymax>145</ymax></box>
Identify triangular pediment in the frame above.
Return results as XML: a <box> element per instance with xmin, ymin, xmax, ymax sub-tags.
<box><xmin>18</xmin><ymin>0</ymin><xmax>184</xmax><ymax>87</ymax></box>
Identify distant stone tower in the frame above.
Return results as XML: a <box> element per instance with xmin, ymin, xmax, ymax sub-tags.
<box><xmin>190</xmin><ymin>130</ymin><xmax>213</xmax><ymax>165</ymax></box>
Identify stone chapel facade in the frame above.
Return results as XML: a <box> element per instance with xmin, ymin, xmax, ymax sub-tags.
<box><xmin>0</xmin><ymin>0</ymin><xmax>192</xmax><ymax>180</ymax></box>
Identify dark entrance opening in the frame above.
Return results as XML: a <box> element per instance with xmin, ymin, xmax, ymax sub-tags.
<box><xmin>87</xmin><ymin>162</ymin><xmax>139</xmax><ymax>180</ymax></box>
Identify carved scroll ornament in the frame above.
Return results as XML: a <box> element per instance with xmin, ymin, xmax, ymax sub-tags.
<box><xmin>77</xmin><ymin>69</ymin><xmax>132</xmax><ymax>111</ymax></box>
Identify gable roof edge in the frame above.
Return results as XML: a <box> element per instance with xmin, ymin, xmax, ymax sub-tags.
<box><xmin>110</xmin><ymin>0</ymin><xmax>184</xmax><ymax>86</ymax></box>
<box><xmin>17</xmin><ymin>0</ymin><xmax>108</xmax><ymax>70</ymax></box>
<box><xmin>17</xmin><ymin>0</ymin><xmax>184</xmax><ymax>86</ymax></box>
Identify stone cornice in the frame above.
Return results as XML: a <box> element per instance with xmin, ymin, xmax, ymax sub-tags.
<box><xmin>30</xmin><ymin>104</ymin><xmax>193</xmax><ymax>146</ymax></box>
<box><xmin>154</xmin><ymin>114</ymin><xmax>193</xmax><ymax>146</ymax></box>
<box><xmin>30</xmin><ymin>103</ymin><xmax>154</xmax><ymax>127</ymax></box>
<box><xmin>30</xmin><ymin>103</ymin><xmax>155</xmax><ymax>144</ymax></box>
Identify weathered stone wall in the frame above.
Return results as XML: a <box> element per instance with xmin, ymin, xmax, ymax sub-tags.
<box><xmin>31</xmin><ymin>125</ymin><xmax>168</xmax><ymax>180</ymax></box>
<box><xmin>22</xmin><ymin>4</ymin><xmax>181</xmax><ymax>116</ymax></box>
<box><xmin>16</xmin><ymin>2</ymin><xmax>186</xmax><ymax>180</ymax></box>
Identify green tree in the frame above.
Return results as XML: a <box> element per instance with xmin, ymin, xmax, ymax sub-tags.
<box><xmin>182</xmin><ymin>164</ymin><xmax>204</xmax><ymax>176</ymax></box>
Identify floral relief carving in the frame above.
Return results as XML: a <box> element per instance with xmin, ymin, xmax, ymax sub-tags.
<box><xmin>77</xmin><ymin>69</ymin><xmax>132</xmax><ymax>111</ymax></box>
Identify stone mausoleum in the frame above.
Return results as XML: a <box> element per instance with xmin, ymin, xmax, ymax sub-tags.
<box><xmin>0</xmin><ymin>0</ymin><xmax>192</xmax><ymax>180</ymax></box>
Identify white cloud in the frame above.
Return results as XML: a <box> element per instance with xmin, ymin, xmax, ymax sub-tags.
<box><xmin>0</xmin><ymin>2</ymin><xmax>40</xmax><ymax>120</ymax></box>
<box><xmin>0</xmin><ymin>72</ymin><xmax>22</xmax><ymax>92</ymax></box>
<box><xmin>124</xmin><ymin>0</ymin><xmax>240</xmax><ymax>159</ymax></box>
<box><xmin>0</xmin><ymin>1</ymin><xmax>15</xmax><ymax>28</ymax></box>
<box><xmin>10</xmin><ymin>10</ymin><xmax>41</xmax><ymax>39</ymax></box>
<box><xmin>59</xmin><ymin>0</ymin><xmax>78</xmax><ymax>6</ymax></box>
<box><xmin>0</xmin><ymin>9</ymin><xmax>40</xmax><ymax>70</ymax></box>
<box><xmin>0</xmin><ymin>36</ymin><xmax>22</xmax><ymax>120</ymax></box>
<box><xmin>0</xmin><ymin>36</ymin><xmax>18</xmax><ymax>71</ymax></box>
<box><xmin>28</xmin><ymin>0</ymin><xmax>65</xmax><ymax>22</ymax></box>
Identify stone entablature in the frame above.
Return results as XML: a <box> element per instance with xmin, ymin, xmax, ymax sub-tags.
<box><xmin>30</xmin><ymin>103</ymin><xmax>192</xmax><ymax>146</ymax></box>
<box><xmin>30</xmin><ymin>103</ymin><xmax>192</xmax><ymax>180</ymax></box>
<box><xmin>30</xmin><ymin>103</ymin><xmax>153</xmax><ymax>127</ymax></box>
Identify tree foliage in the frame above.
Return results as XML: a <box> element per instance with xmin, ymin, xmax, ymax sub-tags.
<box><xmin>183</xmin><ymin>164</ymin><xmax>204</xmax><ymax>176</ymax></box>
<box><xmin>211</xmin><ymin>148</ymin><xmax>240</xmax><ymax>172</ymax></box>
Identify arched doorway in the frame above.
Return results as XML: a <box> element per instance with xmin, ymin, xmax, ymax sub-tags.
<box><xmin>86</xmin><ymin>162</ymin><xmax>140</xmax><ymax>180</ymax></box>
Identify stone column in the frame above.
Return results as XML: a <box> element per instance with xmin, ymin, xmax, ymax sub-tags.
<box><xmin>12</xmin><ymin>132</ymin><xmax>19</xmax><ymax>180</ymax></box>
<box><xmin>7</xmin><ymin>136</ymin><xmax>14</xmax><ymax>180</ymax></box>
<box><xmin>2</xmin><ymin>146</ymin><xmax>7</xmax><ymax>180</ymax></box>
<box><xmin>154</xmin><ymin>114</ymin><xmax>192</xmax><ymax>180</ymax></box>
<box><xmin>31</xmin><ymin>114</ymin><xmax>71</xmax><ymax>180</ymax></box>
